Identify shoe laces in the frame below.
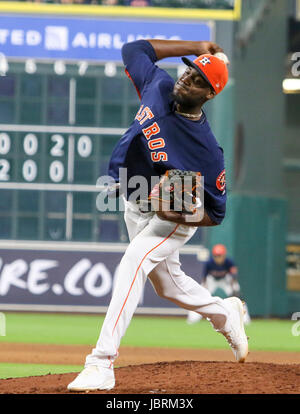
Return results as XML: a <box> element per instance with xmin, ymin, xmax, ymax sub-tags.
<box><xmin>223</xmin><ymin>331</ymin><xmax>239</xmax><ymax>349</ymax></box>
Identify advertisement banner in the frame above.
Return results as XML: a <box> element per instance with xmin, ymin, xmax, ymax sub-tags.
<box><xmin>0</xmin><ymin>15</ymin><xmax>212</xmax><ymax>63</ymax></box>
<box><xmin>0</xmin><ymin>244</ymin><xmax>208</xmax><ymax>314</ymax></box>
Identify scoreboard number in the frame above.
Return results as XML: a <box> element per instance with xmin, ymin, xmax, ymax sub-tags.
<box><xmin>0</xmin><ymin>131</ymin><xmax>95</xmax><ymax>183</ymax></box>
<box><xmin>0</xmin><ymin>159</ymin><xmax>10</xmax><ymax>181</ymax></box>
<box><xmin>0</xmin><ymin>133</ymin><xmax>11</xmax><ymax>181</ymax></box>
<box><xmin>77</xmin><ymin>135</ymin><xmax>92</xmax><ymax>158</ymax></box>
<box><xmin>22</xmin><ymin>160</ymin><xmax>37</xmax><ymax>182</ymax></box>
<box><xmin>0</xmin><ymin>133</ymin><xmax>11</xmax><ymax>155</ymax></box>
<box><xmin>23</xmin><ymin>134</ymin><xmax>38</xmax><ymax>156</ymax></box>
<box><xmin>49</xmin><ymin>160</ymin><xmax>64</xmax><ymax>183</ymax></box>
<box><xmin>51</xmin><ymin>135</ymin><xmax>65</xmax><ymax>157</ymax></box>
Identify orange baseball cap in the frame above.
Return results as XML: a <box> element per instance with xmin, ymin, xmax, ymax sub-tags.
<box><xmin>182</xmin><ymin>54</ymin><xmax>228</xmax><ymax>95</ymax></box>
<box><xmin>212</xmin><ymin>244</ymin><xmax>227</xmax><ymax>256</ymax></box>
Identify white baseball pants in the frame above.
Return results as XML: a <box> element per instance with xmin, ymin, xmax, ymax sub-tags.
<box><xmin>85</xmin><ymin>199</ymin><xmax>229</xmax><ymax>368</ymax></box>
<box><xmin>186</xmin><ymin>274</ymin><xmax>239</xmax><ymax>324</ymax></box>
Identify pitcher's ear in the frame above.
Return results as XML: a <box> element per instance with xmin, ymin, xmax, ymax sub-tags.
<box><xmin>206</xmin><ymin>89</ymin><xmax>216</xmax><ymax>101</ymax></box>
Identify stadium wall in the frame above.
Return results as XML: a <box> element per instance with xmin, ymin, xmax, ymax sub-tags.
<box><xmin>208</xmin><ymin>0</ymin><xmax>290</xmax><ymax>316</ymax></box>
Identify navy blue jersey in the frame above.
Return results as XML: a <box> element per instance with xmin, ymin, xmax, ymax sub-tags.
<box><xmin>108</xmin><ymin>40</ymin><xmax>226</xmax><ymax>224</ymax></box>
<box><xmin>204</xmin><ymin>257</ymin><xmax>236</xmax><ymax>280</ymax></box>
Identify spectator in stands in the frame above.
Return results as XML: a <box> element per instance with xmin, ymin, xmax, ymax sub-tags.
<box><xmin>102</xmin><ymin>0</ymin><xmax>119</xmax><ymax>5</ymax></box>
<box><xmin>26</xmin><ymin>0</ymin><xmax>102</xmax><ymax>3</ymax></box>
<box><xmin>72</xmin><ymin>0</ymin><xmax>100</xmax><ymax>4</ymax></box>
<box><xmin>124</xmin><ymin>0</ymin><xmax>152</xmax><ymax>6</ymax></box>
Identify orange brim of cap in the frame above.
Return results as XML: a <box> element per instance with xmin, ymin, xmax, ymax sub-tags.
<box><xmin>181</xmin><ymin>57</ymin><xmax>215</xmax><ymax>92</ymax></box>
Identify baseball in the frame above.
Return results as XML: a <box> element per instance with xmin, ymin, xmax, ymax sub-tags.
<box><xmin>214</xmin><ymin>52</ymin><xmax>230</xmax><ymax>65</ymax></box>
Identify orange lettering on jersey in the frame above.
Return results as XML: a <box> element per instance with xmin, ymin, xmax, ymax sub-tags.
<box><xmin>151</xmin><ymin>151</ymin><xmax>168</xmax><ymax>162</ymax></box>
<box><xmin>135</xmin><ymin>105</ymin><xmax>144</xmax><ymax>121</ymax></box>
<box><xmin>135</xmin><ymin>106</ymin><xmax>168</xmax><ymax>163</ymax></box>
<box><xmin>135</xmin><ymin>105</ymin><xmax>154</xmax><ymax>125</ymax></box>
<box><xmin>142</xmin><ymin>122</ymin><xmax>160</xmax><ymax>140</ymax></box>
<box><xmin>148</xmin><ymin>138</ymin><xmax>165</xmax><ymax>150</ymax></box>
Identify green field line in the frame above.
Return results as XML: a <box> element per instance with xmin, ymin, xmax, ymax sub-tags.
<box><xmin>0</xmin><ymin>362</ymin><xmax>82</xmax><ymax>380</ymax></box>
<box><xmin>0</xmin><ymin>313</ymin><xmax>299</xmax><ymax>352</ymax></box>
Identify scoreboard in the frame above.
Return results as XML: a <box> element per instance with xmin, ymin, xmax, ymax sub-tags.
<box><xmin>0</xmin><ymin>61</ymin><xmax>204</xmax><ymax>246</ymax></box>
<box><xmin>0</xmin><ymin>126</ymin><xmax>129</xmax><ymax>243</ymax></box>
<box><xmin>0</xmin><ymin>128</ymin><xmax>123</xmax><ymax>185</ymax></box>
<box><xmin>0</xmin><ymin>60</ymin><xmax>142</xmax><ymax>244</ymax></box>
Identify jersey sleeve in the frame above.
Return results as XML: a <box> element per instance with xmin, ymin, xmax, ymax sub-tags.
<box><xmin>121</xmin><ymin>40</ymin><xmax>158</xmax><ymax>99</ymax></box>
<box><xmin>205</xmin><ymin>199</ymin><xmax>226</xmax><ymax>225</ymax></box>
<box><xmin>204</xmin><ymin>179</ymin><xmax>226</xmax><ymax>224</ymax></box>
<box><xmin>203</xmin><ymin>147</ymin><xmax>227</xmax><ymax>225</ymax></box>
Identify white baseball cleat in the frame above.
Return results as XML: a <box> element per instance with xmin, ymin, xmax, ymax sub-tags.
<box><xmin>219</xmin><ymin>297</ymin><xmax>249</xmax><ymax>363</ymax></box>
<box><xmin>67</xmin><ymin>365</ymin><xmax>115</xmax><ymax>391</ymax></box>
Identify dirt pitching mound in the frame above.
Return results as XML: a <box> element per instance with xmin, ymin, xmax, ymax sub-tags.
<box><xmin>1</xmin><ymin>361</ymin><xmax>299</xmax><ymax>394</ymax></box>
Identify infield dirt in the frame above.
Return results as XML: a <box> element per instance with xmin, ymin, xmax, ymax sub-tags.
<box><xmin>0</xmin><ymin>344</ymin><xmax>299</xmax><ymax>394</ymax></box>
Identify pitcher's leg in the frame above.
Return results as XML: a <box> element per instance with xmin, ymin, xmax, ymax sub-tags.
<box><xmin>85</xmin><ymin>251</ymin><xmax>148</xmax><ymax>367</ymax></box>
<box><xmin>85</xmin><ymin>216</ymin><xmax>195</xmax><ymax>368</ymax></box>
<box><xmin>148</xmin><ymin>252</ymin><xmax>229</xmax><ymax>330</ymax></box>
<box><xmin>85</xmin><ymin>204</ymin><xmax>153</xmax><ymax>368</ymax></box>
<box><xmin>148</xmin><ymin>254</ymin><xmax>248</xmax><ymax>362</ymax></box>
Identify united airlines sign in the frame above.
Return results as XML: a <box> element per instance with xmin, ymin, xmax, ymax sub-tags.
<box><xmin>0</xmin><ymin>15</ymin><xmax>212</xmax><ymax>62</ymax></box>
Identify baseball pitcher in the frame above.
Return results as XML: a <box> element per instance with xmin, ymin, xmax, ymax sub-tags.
<box><xmin>68</xmin><ymin>39</ymin><xmax>248</xmax><ymax>392</ymax></box>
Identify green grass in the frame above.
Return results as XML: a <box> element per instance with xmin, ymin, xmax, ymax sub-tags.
<box><xmin>0</xmin><ymin>312</ymin><xmax>299</xmax><ymax>352</ymax></box>
<box><xmin>0</xmin><ymin>362</ymin><xmax>81</xmax><ymax>380</ymax></box>
<box><xmin>0</xmin><ymin>313</ymin><xmax>103</xmax><ymax>345</ymax></box>
<box><xmin>126</xmin><ymin>317</ymin><xmax>300</xmax><ymax>352</ymax></box>
<box><xmin>0</xmin><ymin>313</ymin><xmax>299</xmax><ymax>380</ymax></box>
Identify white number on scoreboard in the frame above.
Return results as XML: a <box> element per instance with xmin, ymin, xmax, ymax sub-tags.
<box><xmin>23</xmin><ymin>134</ymin><xmax>38</xmax><ymax>156</ymax></box>
<box><xmin>49</xmin><ymin>160</ymin><xmax>64</xmax><ymax>183</ymax></box>
<box><xmin>22</xmin><ymin>160</ymin><xmax>37</xmax><ymax>182</ymax></box>
<box><xmin>0</xmin><ymin>159</ymin><xmax>10</xmax><ymax>181</ymax></box>
<box><xmin>0</xmin><ymin>133</ymin><xmax>11</xmax><ymax>155</ymax></box>
<box><xmin>50</xmin><ymin>135</ymin><xmax>65</xmax><ymax>157</ymax></box>
<box><xmin>77</xmin><ymin>135</ymin><xmax>92</xmax><ymax>158</ymax></box>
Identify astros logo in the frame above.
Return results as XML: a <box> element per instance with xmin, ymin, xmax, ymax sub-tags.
<box><xmin>216</xmin><ymin>169</ymin><xmax>226</xmax><ymax>191</ymax></box>
<box><xmin>199</xmin><ymin>57</ymin><xmax>211</xmax><ymax>66</ymax></box>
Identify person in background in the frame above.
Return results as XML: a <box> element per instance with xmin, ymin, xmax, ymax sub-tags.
<box><xmin>28</xmin><ymin>0</ymin><xmax>104</xmax><ymax>4</ymax></box>
<box><xmin>187</xmin><ymin>244</ymin><xmax>251</xmax><ymax>325</ymax></box>
<box><xmin>124</xmin><ymin>0</ymin><xmax>151</xmax><ymax>5</ymax></box>
<box><xmin>101</xmin><ymin>0</ymin><xmax>119</xmax><ymax>5</ymax></box>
